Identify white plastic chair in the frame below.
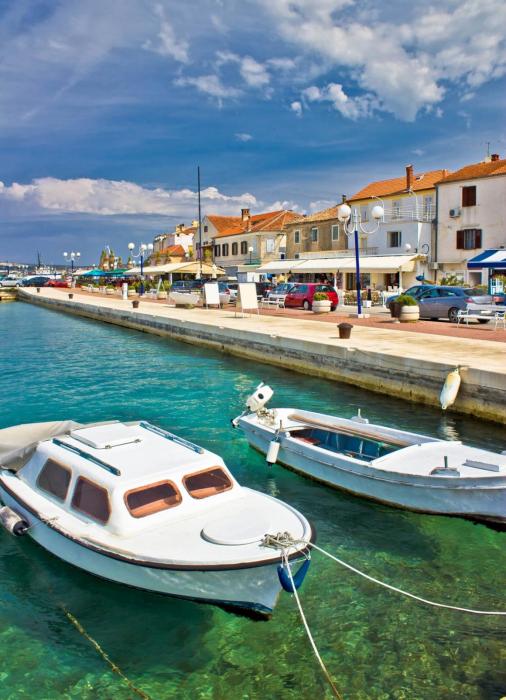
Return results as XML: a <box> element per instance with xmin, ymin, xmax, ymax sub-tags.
<box><xmin>494</xmin><ymin>310</ymin><xmax>506</xmax><ymax>330</ymax></box>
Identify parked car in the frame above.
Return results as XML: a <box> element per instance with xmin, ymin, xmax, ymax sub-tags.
<box><xmin>218</xmin><ymin>281</ymin><xmax>238</xmax><ymax>305</ymax></box>
<box><xmin>255</xmin><ymin>281</ymin><xmax>274</xmax><ymax>298</ymax></box>
<box><xmin>284</xmin><ymin>283</ymin><xmax>339</xmax><ymax>311</ymax></box>
<box><xmin>20</xmin><ymin>275</ymin><xmax>53</xmax><ymax>287</ymax></box>
<box><xmin>388</xmin><ymin>285</ymin><xmax>493</xmax><ymax>322</ymax></box>
<box><xmin>0</xmin><ymin>274</ymin><xmax>23</xmax><ymax>287</ymax></box>
<box><xmin>46</xmin><ymin>278</ymin><xmax>70</xmax><ymax>288</ymax></box>
<box><xmin>268</xmin><ymin>283</ymin><xmax>294</xmax><ymax>304</ymax></box>
<box><xmin>171</xmin><ymin>280</ymin><xmax>205</xmax><ymax>293</ymax></box>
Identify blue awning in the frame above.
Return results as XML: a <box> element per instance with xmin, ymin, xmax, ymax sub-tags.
<box><xmin>467</xmin><ymin>249</ymin><xmax>506</xmax><ymax>269</ymax></box>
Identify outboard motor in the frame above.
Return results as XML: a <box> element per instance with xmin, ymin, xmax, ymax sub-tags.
<box><xmin>0</xmin><ymin>506</ymin><xmax>29</xmax><ymax>536</ymax></box>
<box><xmin>246</xmin><ymin>383</ymin><xmax>274</xmax><ymax>413</ymax></box>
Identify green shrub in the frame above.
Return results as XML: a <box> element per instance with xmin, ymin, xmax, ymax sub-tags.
<box><xmin>396</xmin><ymin>294</ymin><xmax>418</xmax><ymax>306</ymax></box>
<box><xmin>313</xmin><ymin>292</ymin><xmax>329</xmax><ymax>301</ymax></box>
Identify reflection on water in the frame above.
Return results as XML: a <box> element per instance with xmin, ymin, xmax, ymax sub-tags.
<box><xmin>0</xmin><ymin>302</ymin><xmax>505</xmax><ymax>700</ymax></box>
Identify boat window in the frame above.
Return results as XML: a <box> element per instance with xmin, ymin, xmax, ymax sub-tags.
<box><xmin>125</xmin><ymin>481</ymin><xmax>182</xmax><ymax>518</ymax></box>
<box><xmin>183</xmin><ymin>467</ymin><xmax>233</xmax><ymax>499</ymax></box>
<box><xmin>71</xmin><ymin>477</ymin><xmax>110</xmax><ymax>523</ymax></box>
<box><xmin>37</xmin><ymin>458</ymin><xmax>71</xmax><ymax>501</ymax></box>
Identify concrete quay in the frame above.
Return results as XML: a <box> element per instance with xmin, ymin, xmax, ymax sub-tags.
<box><xmin>19</xmin><ymin>287</ymin><xmax>506</xmax><ymax>424</ymax></box>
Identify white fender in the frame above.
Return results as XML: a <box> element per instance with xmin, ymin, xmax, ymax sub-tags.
<box><xmin>440</xmin><ymin>368</ymin><xmax>461</xmax><ymax>410</ymax></box>
<box><xmin>266</xmin><ymin>440</ymin><xmax>280</xmax><ymax>465</ymax></box>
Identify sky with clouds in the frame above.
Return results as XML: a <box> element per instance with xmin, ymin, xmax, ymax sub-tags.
<box><xmin>1</xmin><ymin>0</ymin><xmax>506</xmax><ymax>264</ymax></box>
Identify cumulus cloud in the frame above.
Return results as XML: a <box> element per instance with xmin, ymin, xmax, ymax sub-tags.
<box><xmin>174</xmin><ymin>74</ymin><xmax>241</xmax><ymax>102</ymax></box>
<box><xmin>216</xmin><ymin>51</ymin><xmax>271</xmax><ymax>88</ymax></box>
<box><xmin>262</xmin><ymin>0</ymin><xmax>506</xmax><ymax>120</ymax></box>
<box><xmin>0</xmin><ymin>178</ymin><xmax>258</xmax><ymax>217</ymax></box>
<box><xmin>302</xmin><ymin>83</ymin><xmax>374</xmax><ymax>119</ymax></box>
<box><xmin>143</xmin><ymin>5</ymin><xmax>189</xmax><ymax>63</ymax></box>
<box><xmin>290</xmin><ymin>100</ymin><xmax>302</xmax><ymax>116</ymax></box>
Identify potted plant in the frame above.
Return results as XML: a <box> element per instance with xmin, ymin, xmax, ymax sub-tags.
<box><xmin>396</xmin><ymin>293</ymin><xmax>419</xmax><ymax>322</ymax></box>
<box><xmin>312</xmin><ymin>291</ymin><xmax>332</xmax><ymax>313</ymax></box>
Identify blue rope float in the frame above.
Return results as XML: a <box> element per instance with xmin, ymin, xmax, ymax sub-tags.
<box><xmin>278</xmin><ymin>556</ymin><xmax>311</xmax><ymax>592</ymax></box>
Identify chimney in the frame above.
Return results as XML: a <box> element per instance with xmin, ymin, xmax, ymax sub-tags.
<box><xmin>241</xmin><ymin>208</ymin><xmax>251</xmax><ymax>231</ymax></box>
<box><xmin>406</xmin><ymin>164</ymin><xmax>414</xmax><ymax>191</ymax></box>
<box><xmin>491</xmin><ymin>153</ymin><xmax>500</xmax><ymax>161</ymax></box>
<box><xmin>341</xmin><ymin>194</ymin><xmax>347</xmax><ymax>203</ymax></box>
<box><xmin>176</xmin><ymin>223</ymin><xmax>185</xmax><ymax>232</ymax></box>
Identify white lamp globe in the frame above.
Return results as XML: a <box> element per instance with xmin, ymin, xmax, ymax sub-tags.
<box><xmin>337</xmin><ymin>204</ymin><xmax>351</xmax><ymax>222</ymax></box>
<box><xmin>76</xmin><ymin>252</ymin><xmax>81</xmax><ymax>258</ymax></box>
<box><xmin>405</xmin><ymin>243</ymin><xmax>412</xmax><ymax>252</ymax></box>
<box><xmin>248</xmin><ymin>246</ymin><xmax>253</xmax><ymax>252</ymax></box>
<box><xmin>128</xmin><ymin>242</ymin><xmax>135</xmax><ymax>251</ymax></box>
<box><xmin>147</xmin><ymin>243</ymin><xmax>154</xmax><ymax>251</ymax></box>
<box><xmin>371</xmin><ymin>205</ymin><xmax>384</xmax><ymax>220</ymax></box>
<box><xmin>63</xmin><ymin>251</ymin><xmax>68</xmax><ymax>258</ymax></box>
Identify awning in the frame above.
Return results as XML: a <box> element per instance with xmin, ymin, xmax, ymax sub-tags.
<box><xmin>256</xmin><ymin>260</ymin><xmax>304</xmax><ymax>274</ymax></box>
<box><xmin>467</xmin><ymin>249</ymin><xmax>506</xmax><ymax>269</ymax></box>
<box><xmin>78</xmin><ymin>268</ymin><xmax>129</xmax><ymax>277</ymax></box>
<box><xmin>126</xmin><ymin>261</ymin><xmax>225</xmax><ymax>276</ymax></box>
<box><xmin>295</xmin><ymin>255</ymin><xmax>418</xmax><ymax>274</ymax></box>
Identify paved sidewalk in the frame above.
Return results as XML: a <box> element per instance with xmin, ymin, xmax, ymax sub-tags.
<box><xmin>42</xmin><ymin>287</ymin><xmax>506</xmax><ymax>371</ymax></box>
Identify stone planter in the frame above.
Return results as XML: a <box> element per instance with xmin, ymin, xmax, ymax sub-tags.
<box><xmin>363</xmin><ymin>300</ymin><xmax>372</xmax><ymax>308</ymax></box>
<box><xmin>399</xmin><ymin>305</ymin><xmax>420</xmax><ymax>322</ymax></box>
<box><xmin>312</xmin><ymin>300</ymin><xmax>331</xmax><ymax>314</ymax></box>
<box><xmin>92</xmin><ymin>287</ymin><xmax>100</xmax><ymax>293</ymax></box>
<box><xmin>106</xmin><ymin>288</ymin><xmax>115</xmax><ymax>295</ymax></box>
<box><xmin>157</xmin><ymin>291</ymin><xmax>168</xmax><ymax>300</ymax></box>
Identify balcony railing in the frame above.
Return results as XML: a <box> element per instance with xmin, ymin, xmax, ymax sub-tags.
<box><xmin>379</xmin><ymin>205</ymin><xmax>435</xmax><ymax>223</ymax></box>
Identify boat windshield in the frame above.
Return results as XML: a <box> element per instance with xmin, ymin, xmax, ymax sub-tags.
<box><xmin>291</xmin><ymin>427</ymin><xmax>399</xmax><ymax>462</ymax></box>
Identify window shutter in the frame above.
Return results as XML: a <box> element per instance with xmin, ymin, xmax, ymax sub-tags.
<box><xmin>475</xmin><ymin>229</ymin><xmax>482</xmax><ymax>248</ymax></box>
<box><xmin>456</xmin><ymin>230</ymin><xmax>464</xmax><ymax>249</ymax></box>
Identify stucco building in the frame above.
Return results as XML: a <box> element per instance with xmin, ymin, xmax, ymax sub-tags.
<box><xmin>201</xmin><ymin>208</ymin><xmax>298</xmax><ymax>279</ymax></box>
<box><xmin>435</xmin><ymin>155</ymin><xmax>506</xmax><ymax>285</ymax></box>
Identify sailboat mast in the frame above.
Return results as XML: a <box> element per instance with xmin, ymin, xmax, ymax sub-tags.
<box><xmin>197</xmin><ymin>166</ymin><xmax>202</xmax><ymax>279</ymax></box>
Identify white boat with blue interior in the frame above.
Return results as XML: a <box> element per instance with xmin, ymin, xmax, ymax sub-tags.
<box><xmin>0</xmin><ymin>419</ymin><xmax>313</xmax><ymax>616</ymax></box>
<box><xmin>233</xmin><ymin>384</ymin><xmax>506</xmax><ymax>525</ymax></box>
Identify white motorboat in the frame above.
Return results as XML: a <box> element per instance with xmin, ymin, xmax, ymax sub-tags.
<box><xmin>233</xmin><ymin>384</ymin><xmax>506</xmax><ymax>525</ymax></box>
<box><xmin>0</xmin><ymin>419</ymin><xmax>312</xmax><ymax>617</ymax></box>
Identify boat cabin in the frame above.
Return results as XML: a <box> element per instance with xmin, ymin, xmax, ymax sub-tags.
<box><xmin>18</xmin><ymin>422</ymin><xmax>239</xmax><ymax>536</ymax></box>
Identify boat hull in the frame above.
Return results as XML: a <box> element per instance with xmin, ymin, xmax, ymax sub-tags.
<box><xmin>0</xmin><ymin>487</ymin><xmax>292</xmax><ymax>616</ymax></box>
<box><xmin>240</xmin><ymin>420</ymin><xmax>506</xmax><ymax>525</ymax></box>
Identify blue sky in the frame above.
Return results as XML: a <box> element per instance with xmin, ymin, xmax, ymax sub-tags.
<box><xmin>1</xmin><ymin>0</ymin><xmax>506</xmax><ymax>264</ymax></box>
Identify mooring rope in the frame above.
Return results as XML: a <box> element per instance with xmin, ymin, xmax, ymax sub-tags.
<box><xmin>309</xmin><ymin>542</ymin><xmax>506</xmax><ymax>617</ymax></box>
<box><xmin>264</xmin><ymin>533</ymin><xmax>506</xmax><ymax>616</ymax></box>
<box><xmin>282</xmin><ymin>551</ymin><xmax>343</xmax><ymax>700</ymax></box>
<box><xmin>62</xmin><ymin>607</ymin><xmax>152</xmax><ymax>700</ymax></box>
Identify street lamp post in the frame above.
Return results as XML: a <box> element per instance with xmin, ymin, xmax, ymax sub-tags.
<box><xmin>63</xmin><ymin>251</ymin><xmax>81</xmax><ymax>286</ymax></box>
<box><xmin>248</xmin><ymin>245</ymin><xmax>253</xmax><ymax>265</ymax></box>
<box><xmin>337</xmin><ymin>203</ymin><xmax>384</xmax><ymax>317</ymax></box>
<box><xmin>128</xmin><ymin>242</ymin><xmax>153</xmax><ymax>296</ymax></box>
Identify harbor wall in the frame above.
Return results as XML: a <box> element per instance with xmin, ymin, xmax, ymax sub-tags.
<box><xmin>19</xmin><ymin>290</ymin><xmax>506</xmax><ymax>425</ymax></box>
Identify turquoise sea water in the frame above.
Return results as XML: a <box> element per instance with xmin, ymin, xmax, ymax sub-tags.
<box><xmin>0</xmin><ymin>301</ymin><xmax>505</xmax><ymax>700</ymax></box>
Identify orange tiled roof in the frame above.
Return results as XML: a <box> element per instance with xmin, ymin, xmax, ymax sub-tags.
<box><xmin>209</xmin><ymin>210</ymin><xmax>299</xmax><ymax>238</ymax></box>
<box><xmin>349</xmin><ymin>169</ymin><xmax>448</xmax><ymax>202</ymax></box>
<box><xmin>158</xmin><ymin>245</ymin><xmax>186</xmax><ymax>257</ymax></box>
<box><xmin>435</xmin><ymin>158</ymin><xmax>506</xmax><ymax>184</ymax></box>
<box><xmin>288</xmin><ymin>205</ymin><xmax>340</xmax><ymax>225</ymax></box>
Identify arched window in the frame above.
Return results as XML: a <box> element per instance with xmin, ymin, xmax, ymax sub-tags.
<box><xmin>232</xmin><ymin>242</ymin><xmax>238</xmax><ymax>255</ymax></box>
<box><xmin>222</xmin><ymin>243</ymin><xmax>229</xmax><ymax>256</ymax></box>
<box><xmin>241</xmin><ymin>241</ymin><xmax>248</xmax><ymax>254</ymax></box>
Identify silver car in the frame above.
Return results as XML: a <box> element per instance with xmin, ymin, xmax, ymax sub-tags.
<box><xmin>391</xmin><ymin>285</ymin><xmax>493</xmax><ymax>323</ymax></box>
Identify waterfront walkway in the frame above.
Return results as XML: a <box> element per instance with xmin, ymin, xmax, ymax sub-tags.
<box><xmin>20</xmin><ymin>287</ymin><xmax>506</xmax><ymax>423</ymax></box>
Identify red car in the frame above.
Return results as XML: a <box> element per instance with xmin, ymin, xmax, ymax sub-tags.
<box><xmin>284</xmin><ymin>283</ymin><xmax>339</xmax><ymax>311</ymax></box>
<box><xmin>46</xmin><ymin>278</ymin><xmax>70</xmax><ymax>288</ymax></box>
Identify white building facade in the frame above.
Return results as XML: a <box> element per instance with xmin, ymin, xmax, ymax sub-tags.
<box><xmin>436</xmin><ymin>156</ymin><xmax>506</xmax><ymax>286</ymax></box>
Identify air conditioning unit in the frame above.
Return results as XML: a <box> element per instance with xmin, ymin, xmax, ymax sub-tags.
<box><xmin>429</xmin><ymin>262</ymin><xmax>439</xmax><ymax>270</ymax></box>
<box><xmin>449</xmin><ymin>208</ymin><xmax>461</xmax><ymax>218</ymax></box>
